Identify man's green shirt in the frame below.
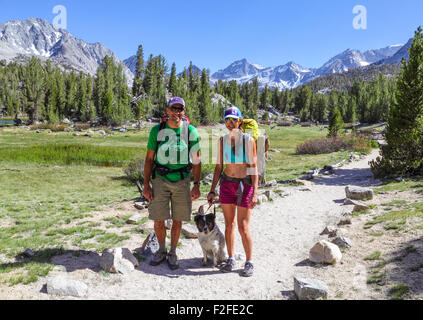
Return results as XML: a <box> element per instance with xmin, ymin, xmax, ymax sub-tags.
<box><xmin>147</xmin><ymin>122</ymin><xmax>200</xmax><ymax>182</ymax></box>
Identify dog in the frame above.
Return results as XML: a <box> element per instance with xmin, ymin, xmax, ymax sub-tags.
<box><xmin>194</xmin><ymin>212</ymin><xmax>226</xmax><ymax>267</ymax></box>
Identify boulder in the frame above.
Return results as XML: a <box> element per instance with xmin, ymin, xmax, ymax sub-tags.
<box><xmin>181</xmin><ymin>224</ymin><xmax>198</xmax><ymax>239</ymax></box>
<box><xmin>264</xmin><ymin>179</ymin><xmax>278</xmax><ymax>187</ymax></box>
<box><xmin>134</xmin><ymin>202</ymin><xmax>146</xmax><ymax>210</ymax></box>
<box><xmin>332</xmin><ymin>237</ymin><xmax>354</xmax><ymax>249</ymax></box>
<box><xmin>345</xmin><ymin>186</ymin><xmax>374</xmax><ymax>201</ymax></box>
<box><xmin>46</xmin><ymin>276</ymin><xmax>88</xmax><ymax>297</ymax></box>
<box><xmin>99</xmin><ymin>248</ymin><xmax>139</xmax><ymax>275</ymax></box>
<box><xmin>320</xmin><ymin>226</ymin><xmax>338</xmax><ymax>237</ymax></box>
<box><xmin>140</xmin><ymin>220</ymin><xmax>155</xmax><ymax>234</ymax></box>
<box><xmin>23</xmin><ymin>248</ymin><xmax>35</xmax><ymax>258</ymax></box>
<box><xmin>297</xmin><ymin>186</ymin><xmax>312</xmax><ymax>192</ymax></box>
<box><xmin>257</xmin><ymin>195</ymin><xmax>268</xmax><ymax>205</ymax></box>
<box><xmin>127</xmin><ymin>214</ymin><xmax>143</xmax><ymax>225</ymax></box>
<box><xmin>309</xmin><ymin>240</ymin><xmax>342</xmax><ymax>264</ymax></box>
<box><xmin>264</xmin><ymin>190</ymin><xmax>280</xmax><ymax>201</ymax></box>
<box><xmin>294</xmin><ymin>277</ymin><xmax>328</xmax><ymax>300</ymax></box>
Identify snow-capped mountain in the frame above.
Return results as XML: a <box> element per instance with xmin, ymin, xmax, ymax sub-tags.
<box><xmin>374</xmin><ymin>39</ymin><xmax>413</xmax><ymax>66</ymax></box>
<box><xmin>211</xmin><ymin>58</ymin><xmax>266</xmax><ymax>82</ymax></box>
<box><xmin>211</xmin><ymin>44</ymin><xmax>404</xmax><ymax>90</ymax></box>
<box><xmin>0</xmin><ymin>18</ymin><xmax>134</xmax><ymax>84</ymax></box>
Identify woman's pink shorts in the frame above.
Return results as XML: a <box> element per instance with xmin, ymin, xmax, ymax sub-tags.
<box><xmin>219</xmin><ymin>179</ymin><xmax>254</xmax><ymax>208</ymax></box>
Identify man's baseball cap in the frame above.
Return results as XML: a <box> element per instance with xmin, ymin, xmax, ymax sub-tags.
<box><xmin>224</xmin><ymin>106</ymin><xmax>243</xmax><ymax>120</ymax></box>
<box><xmin>168</xmin><ymin>97</ymin><xmax>186</xmax><ymax>109</ymax></box>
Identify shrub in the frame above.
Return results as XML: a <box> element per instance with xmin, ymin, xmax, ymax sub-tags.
<box><xmin>296</xmin><ymin>134</ymin><xmax>373</xmax><ymax>155</ymax></box>
<box><xmin>30</xmin><ymin>123</ymin><xmax>69</xmax><ymax>132</ymax></box>
<box><xmin>277</xmin><ymin>121</ymin><xmax>292</xmax><ymax>127</ymax></box>
<box><xmin>74</xmin><ymin>123</ymin><xmax>92</xmax><ymax>131</ymax></box>
<box><xmin>124</xmin><ymin>158</ymin><xmax>145</xmax><ymax>184</ymax></box>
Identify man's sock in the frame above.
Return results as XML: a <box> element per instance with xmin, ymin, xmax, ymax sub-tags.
<box><xmin>170</xmin><ymin>245</ymin><xmax>177</xmax><ymax>254</ymax></box>
<box><xmin>159</xmin><ymin>242</ymin><xmax>166</xmax><ymax>253</ymax></box>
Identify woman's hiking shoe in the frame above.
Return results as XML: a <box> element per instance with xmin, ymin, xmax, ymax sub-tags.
<box><xmin>220</xmin><ymin>258</ymin><xmax>236</xmax><ymax>273</ymax></box>
<box><xmin>167</xmin><ymin>252</ymin><xmax>179</xmax><ymax>270</ymax></box>
<box><xmin>150</xmin><ymin>250</ymin><xmax>167</xmax><ymax>266</ymax></box>
<box><xmin>241</xmin><ymin>262</ymin><xmax>254</xmax><ymax>277</ymax></box>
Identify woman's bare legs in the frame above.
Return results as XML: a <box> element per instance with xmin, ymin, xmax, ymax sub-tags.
<box><xmin>221</xmin><ymin>204</ymin><xmax>237</xmax><ymax>259</ymax></box>
<box><xmin>236</xmin><ymin>206</ymin><xmax>253</xmax><ymax>261</ymax></box>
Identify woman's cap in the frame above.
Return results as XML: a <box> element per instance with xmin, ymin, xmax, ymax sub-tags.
<box><xmin>224</xmin><ymin>106</ymin><xmax>242</xmax><ymax>120</ymax></box>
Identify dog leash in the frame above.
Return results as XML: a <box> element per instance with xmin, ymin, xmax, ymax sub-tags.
<box><xmin>199</xmin><ymin>202</ymin><xmax>215</xmax><ymax>216</ymax></box>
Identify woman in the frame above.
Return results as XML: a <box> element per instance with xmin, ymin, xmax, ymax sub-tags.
<box><xmin>207</xmin><ymin>106</ymin><xmax>258</xmax><ymax>277</ymax></box>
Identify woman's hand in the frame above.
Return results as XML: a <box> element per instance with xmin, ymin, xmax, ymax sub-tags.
<box><xmin>207</xmin><ymin>192</ymin><xmax>216</xmax><ymax>205</ymax></box>
<box><xmin>249</xmin><ymin>192</ymin><xmax>258</xmax><ymax>209</ymax></box>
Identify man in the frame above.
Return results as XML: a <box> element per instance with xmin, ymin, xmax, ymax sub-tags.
<box><xmin>143</xmin><ymin>97</ymin><xmax>201</xmax><ymax>270</ymax></box>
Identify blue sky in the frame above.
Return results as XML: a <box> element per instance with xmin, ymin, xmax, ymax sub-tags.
<box><xmin>0</xmin><ymin>0</ymin><xmax>421</xmax><ymax>73</ymax></box>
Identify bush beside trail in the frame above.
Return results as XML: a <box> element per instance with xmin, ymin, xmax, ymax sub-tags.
<box><xmin>296</xmin><ymin>134</ymin><xmax>377</xmax><ymax>155</ymax></box>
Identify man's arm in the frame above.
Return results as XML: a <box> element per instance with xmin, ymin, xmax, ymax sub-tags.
<box><xmin>143</xmin><ymin>149</ymin><xmax>155</xmax><ymax>202</ymax></box>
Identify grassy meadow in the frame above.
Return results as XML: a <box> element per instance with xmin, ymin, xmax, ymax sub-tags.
<box><xmin>0</xmin><ymin>123</ymin><xmax>359</xmax><ymax>285</ymax></box>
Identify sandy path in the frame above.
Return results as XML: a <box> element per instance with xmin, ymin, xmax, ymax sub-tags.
<box><xmin>0</xmin><ymin>150</ymin><xmax>381</xmax><ymax>300</ymax></box>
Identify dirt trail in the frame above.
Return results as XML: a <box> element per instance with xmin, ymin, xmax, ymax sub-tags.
<box><xmin>1</xmin><ymin>150</ymin><xmax>382</xmax><ymax>300</ymax></box>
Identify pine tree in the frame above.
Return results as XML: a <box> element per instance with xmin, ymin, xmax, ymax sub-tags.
<box><xmin>168</xmin><ymin>62</ymin><xmax>177</xmax><ymax>95</ymax></box>
<box><xmin>22</xmin><ymin>57</ymin><xmax>45</xmax><ymax>122</ymax></box>
<box><xmin>198</xmin><ymin>69</ymin><xmax>212</xmax><ymax>124</ymax></box>
<box><xmin>370</xmin><ymin>26</ymin><xmax>423</xmax><ymax>177</ymax></box>
<box><xmin>328</xmin><ymin>107</ymin><xmax>344</xmax><ymax>137</ymax></box>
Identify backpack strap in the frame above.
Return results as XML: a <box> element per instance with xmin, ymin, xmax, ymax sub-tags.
<box><xmin>153</xmin><ymin>120</ymin><xmax>192</xmax><ymax>180</ymax></box>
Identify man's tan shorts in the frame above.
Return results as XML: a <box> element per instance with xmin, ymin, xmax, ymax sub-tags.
<box><xmin>148</xmin><ymin>177</ymin><xmax>192</xmax><ymax>222</ymax></box>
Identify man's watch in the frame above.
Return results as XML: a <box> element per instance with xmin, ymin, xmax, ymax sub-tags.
<box><xmin>193</xmin><ymin>181</ymin><xmax>201</xmax><ymax>186</ymax></box>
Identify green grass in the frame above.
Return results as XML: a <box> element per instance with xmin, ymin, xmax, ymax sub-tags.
<box><xmin>363</xmin><ymin>207</ymin><xmax>423</xmax><ymax>231</ymax></box>
<box><xmin>388</xmin><ymin>284</ymin><xmax>410</xmax><ymax>300</ymax></box>
<box><xmin>367</xmin><ymin>272</ymin><xmax>387</xmax><ymax>285</ymax></box>
<box><xmin>375</xmin><ymin>178</ymin><xmax>423</xmax><ymax>194</ymax></box>
<box><xmin>364</xmin><ymin>251</ymin><xmax>382</xmax><ymax>261</ymax></box>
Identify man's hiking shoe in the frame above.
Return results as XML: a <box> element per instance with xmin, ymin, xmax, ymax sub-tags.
<box><xmin>220</xmin><ymin>259</ymin><xmax>235</xmax><ymax>273</ymax></box>
<box><xmin>150</xmin><ymin>250</ymin><xmax>167</xmax><ymax>266</ymax></box>
<box><xmin>241</xmin><ymin>262</ymin><xmax>254</xmax><ymax>277</ymax></box>
<box><xmin>167</xmin><ymin>252</ymin><xmax>179</xmax><ymax>270</ymax></box>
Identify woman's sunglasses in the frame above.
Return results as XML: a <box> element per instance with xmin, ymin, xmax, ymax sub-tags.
<box><xmin>225</xmin><ymin>118</ymin><xmax>240</xmax><ymax>123</ymax></box>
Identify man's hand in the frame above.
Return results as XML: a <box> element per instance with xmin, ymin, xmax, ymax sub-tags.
<box><xmin>191</xmin><ymin>185</ymin><xmax>200</xmax><ymax>201</ymax></box>
<box><xmin>143</xmin><ymin>184</ymin><xmax>153</xmax><ymax>202</ymax></box>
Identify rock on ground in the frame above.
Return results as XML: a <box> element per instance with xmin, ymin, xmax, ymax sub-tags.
<box><xmin>309</xmin><ymin>240</ymin><xmax>342</xmax><ymax>264</ymax></box>
<box><xmin>46</xmin><ymin>276</ymin><xmax>88</xmax><ymax>297</ymax></box>
<box><xmin>99</xmin><ymin>248</ymin><xmax>139</xmax><ymax>274</ymax></box>
<box><xmin>345</xmin><ymin>186</ymin><xmax>374</xmax><ymax>200</ymax></box>
<box><xmin>294</xmin><ymin>277</ymin><xmax>328</xmax><ymax>300</ymax></box>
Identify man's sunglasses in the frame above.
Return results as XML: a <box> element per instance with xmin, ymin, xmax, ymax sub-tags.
<box><xmin>225</xmin><ymin>118</ymin><xmax>240</xmax><ymax>123</ymax></box>
<box><xmin>170</xmin><ymin>106</ymin><xmax>185</xmax><ymax>112</ymax></box>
